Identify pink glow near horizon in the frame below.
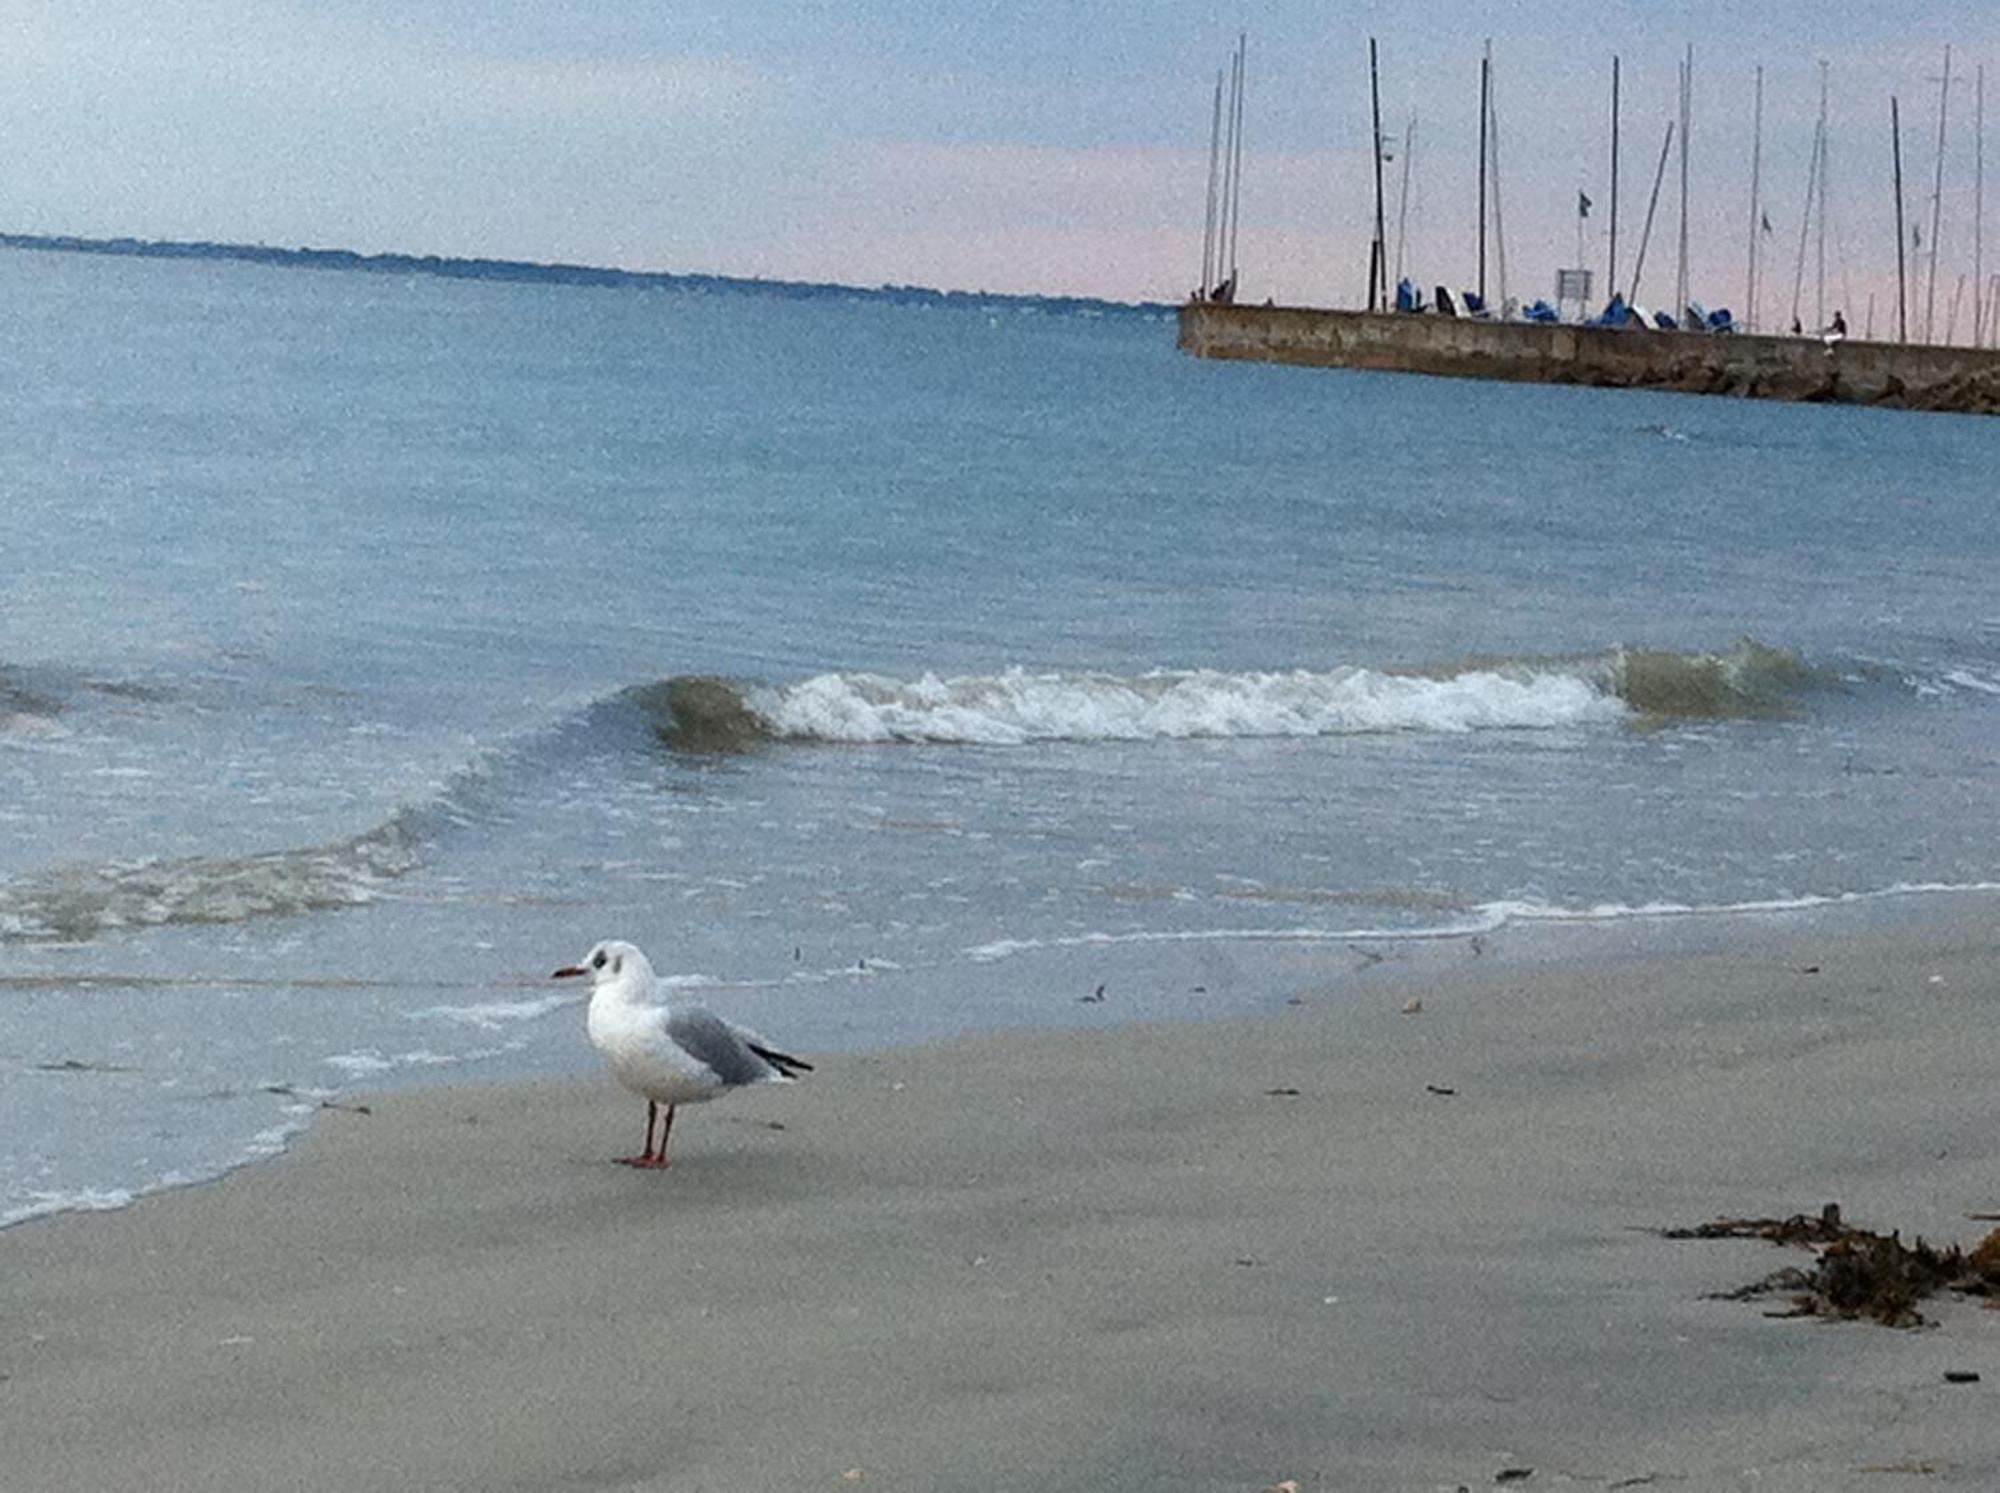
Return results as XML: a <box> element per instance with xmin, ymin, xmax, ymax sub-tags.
<box><xmin>0</xmin><ymin>4</ymin><xmax>1990</xmax><ymax>338</ymax></box>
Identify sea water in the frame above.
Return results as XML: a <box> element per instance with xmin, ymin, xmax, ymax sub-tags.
<box><xmin>2</xmin><ymin>246</ymin><xmax>1996</xmax><ymax>1225</ymax></box>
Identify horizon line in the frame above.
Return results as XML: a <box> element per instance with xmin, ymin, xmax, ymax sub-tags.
<box><xmin>0</xmin><ymin>230</ymin><xmax>1174</xmax><ymax>316</ymax></box>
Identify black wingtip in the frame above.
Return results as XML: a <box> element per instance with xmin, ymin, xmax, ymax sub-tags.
<box><xmin>748</xmin><ymin>1041</ymin><xmax>814</xmax><ymax>1076</ymax></box>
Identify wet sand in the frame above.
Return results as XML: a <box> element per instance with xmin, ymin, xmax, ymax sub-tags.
<box><xmin>5</xmin><ymin>910</ymin><xmax>2000</xmax><ymax>1491</ymax></box>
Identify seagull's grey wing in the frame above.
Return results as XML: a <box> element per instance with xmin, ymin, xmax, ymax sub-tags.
<box><xmin>666</xmin><ymin>1006</ymin><xmax>777</xmax><ymax>1087</ymax></box>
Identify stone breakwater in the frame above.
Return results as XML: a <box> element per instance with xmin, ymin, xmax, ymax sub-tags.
<box><xmin>1179</xmin><ymin>302</ymin><xmax>2000</xmax><ymax>414</ymax></box>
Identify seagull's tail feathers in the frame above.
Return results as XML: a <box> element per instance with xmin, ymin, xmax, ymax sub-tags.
<box><xmin>747</xmin><ymin>1041</ymin><xmax>814</xmax><ymax>1080</ymax></box>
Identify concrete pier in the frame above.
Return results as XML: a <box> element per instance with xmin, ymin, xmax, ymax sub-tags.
<box><xmin>1179</xmin><ymin>302</ymin><xmax>2000</xmax><ymax>414</ymax></box>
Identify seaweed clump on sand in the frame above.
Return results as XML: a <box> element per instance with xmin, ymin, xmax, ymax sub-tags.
<box><xmin>1662</xmin><ymin>1203</ymin><xmax>2000</xmax><ymax>1328</ymax></box>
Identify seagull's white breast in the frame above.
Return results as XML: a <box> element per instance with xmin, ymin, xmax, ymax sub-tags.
<box><xmin>587</xmin><ymin>994</ymin><xmax>725</xmax><ymax>1107</ymax></box>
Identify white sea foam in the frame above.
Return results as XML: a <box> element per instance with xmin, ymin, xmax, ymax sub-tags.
<box><xmin>962</xmin><ymin>880</ymin><xmax>2000</xmax><ymax>962</ymax></box>
<box><xmin>1941</xmin><ymin>668</ymin><xmax>2000</xmax><ymax>698</ymax></box>
<box><xmin>324</xmin><ymin>1050</ymin><xmax>395</xmax><ymax>1076</ymax></box>
<box><xmin>2</xmin><ymin>1186</ymin><xmax>137</xmax><ymax>1229</ymax></box>
<box><xmin>1480</xmin><ymin>880</ymin><xmax>2000</xmax><ymax>924</ymax></box>
<box><xmin>747</xmin><ymin>665</ymin><xmax>1624</xmax><ymax>746</ymax></box>
<box><xmin>0</xmin><ymin>1108</ymin><xmax>319</xmax><ymax>1230</ymax></box>
<box><xmin>964</xmin><ymin>920</ymin><xmax>1500</xmax><ymax>963</ymax></box>
<box><xmin>324</xmin><ymin>1047</ymin><xmax>480</xmax><ymax>1077</ymax></box>
<box><xmin>411</xmin><ymin>993</ymin><xmax>579</xmax><ymax>1030</ymax></box>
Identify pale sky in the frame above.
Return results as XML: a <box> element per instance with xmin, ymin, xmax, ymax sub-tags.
<box><xmin>1</xmin><ymin>3</ymin><xmax>1992</xmax><ymax>325</ymax></box>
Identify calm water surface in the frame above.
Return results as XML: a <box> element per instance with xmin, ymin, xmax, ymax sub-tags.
<box><xmin>2</xmin><ymin>247</ymin><xmax>1996</xmax><ymax>1223</ymax></box>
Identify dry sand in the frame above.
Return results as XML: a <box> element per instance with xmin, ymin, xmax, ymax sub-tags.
<box><xmin>4</xmin><ymin>910</ymin><xmax>2000</xmax><ymax>1491</ymax></box>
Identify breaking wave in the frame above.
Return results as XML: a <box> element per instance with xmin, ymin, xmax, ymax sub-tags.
<box><xmin>639</xmin><ymin>638</ymin><xmax>1825</xmax><ymax>749</ymax></box>
<box><xmin>0</xmin><ymin>637</ymin><xmax>1868</xmax><ymax>941</ymax></box>
<box><xmin>0</xmin><ymin>817</ymin><xmax>423</xmax><ymax>943</ymax></box>
<box><xmin>1596</xmin><ymin>638</ymin><xmax>1822</xmax><ymax>718</ymax></box>
<box><xmin>0</xmin><ymin>742</ymin><xmax>506</xmax><ymax>943</ymax></box>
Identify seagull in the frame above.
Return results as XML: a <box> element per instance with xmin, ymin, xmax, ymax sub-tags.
<box><xmin>553</xmin><ymin>939</ymin><xmax>812</xmax><ymax>1169</ymax></box>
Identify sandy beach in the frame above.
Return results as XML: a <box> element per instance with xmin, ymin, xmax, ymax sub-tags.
<box><xmin>5</xmin><ymin>909</ymin><xmax>2000</xmax><ymax>1491</ymax></box>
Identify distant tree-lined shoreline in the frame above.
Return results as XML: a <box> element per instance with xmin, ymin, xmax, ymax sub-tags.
<box><xmin>0</xmin><ymin>231</ymin><xmax>1166</xmax><ymax>318</ymax></box>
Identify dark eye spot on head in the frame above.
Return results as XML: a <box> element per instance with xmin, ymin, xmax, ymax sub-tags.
<box><xmin>612</xmin><ymin>956</ymin><xmax>623</xmax><ymax>975</ymax></box>
<box><xmin>591</xmin><ymin>950</ymin><xmax>606</xmax><ymax>970</ymax></box>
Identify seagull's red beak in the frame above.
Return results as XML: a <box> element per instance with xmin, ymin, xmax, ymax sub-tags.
<box><xmin>551</xmin><ymin>965</ymin><xmax>587</xmax><ymax>979</ymax></box>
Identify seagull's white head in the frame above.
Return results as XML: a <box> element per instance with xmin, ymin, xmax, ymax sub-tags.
<box><xmin>552</xmin><ymin>939</ymin><xmax>654</xmax><ymax>991</ymax></box>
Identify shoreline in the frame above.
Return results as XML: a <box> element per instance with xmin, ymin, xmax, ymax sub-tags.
<box><xmin>6</xmin><ymin>904</ymin><xmax>2000</xmax><ymax>1488</ymax></box>
<box><xmin>8</xmin><ymin>881</ymin><xmax>1997</xmax><ymax>1236</ymax></box>
<box><xmin>0</xmin><ymin>230</ymin><xmax>1170</xmax><ymax>318</ymax></box>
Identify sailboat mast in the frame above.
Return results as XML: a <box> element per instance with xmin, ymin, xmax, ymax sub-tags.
<box><xmin>1488</xmin><ymin>44</ymin><xmax>1510</xmax><ymax>305</ymax></box>
<box><xmin>1216</xmin><ymin>51</ymin><xmax>1238</xmax><ymax>295</ymax></box>
<box><xmin>1977</xmin><ymin>66</ymin><xmax>1987</xmax><ymax>345</ymax></box>
<box><xmin>1393</xmin><ymin>113</ymin><xmax>1417</xmax><ymax>284</ymax></box>
<box><xmin>1675</xmin><ymin>45</ymin><xmax>1692</xmax><ymax>323</ymax></box>
<box><xmin>1369</xmin><ymin>37</ymin><xmax>1388</xmax><ymax>311</ymax></box>
<box><xmin>1893</xmin><ymin>94</ymin><xmax>1909</xmax><ymax>343</ymax></box>
<box><xmin>1630</xmin><ymin>120</ymin><xmax>1674</xmax><ymax>306</ymax></box>
<box><xmin>1746</xmin><ymin>64</ymin><xmax>1764</xmax><ymax>330</ymax></box>
<box><xmin>1477</xmin><ymin>49</ymin><xmax>1490</xmax><ymax>301</ymax></box>
<box><xmin>1790</xmin><ymin>102</ymin><xmax>1822</xmax><ymax>331</ymax></box>
<box><xmin>1228</xmin><ymin>33</ymin><xmax>1247</xmax><ymax>291</ymax></box>
<box><xmin>1200</xmin><ymin>70</ymin><xmax>1223</xmax><ymax>296</ymax></box>
<box><xmin>1815</xmin><ymin>61</ymin><xmax>1830</xmax><ymax>331</ymax></box>
<box><xmin>1610</xmin><ymin>55</ymin><xmax>1622</xmax><ymax>299</ymax></box>
<box><xmin>1924</xmin><ymin>44</ymin><xmax>1951</xmax><ymax>342</ymax></box>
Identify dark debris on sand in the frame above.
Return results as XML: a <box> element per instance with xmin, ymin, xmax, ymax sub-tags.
<box><xmin>1662</xmin><ymin>1203</ymin><xmax>2000</xmax><ymax>1328</ymax></box>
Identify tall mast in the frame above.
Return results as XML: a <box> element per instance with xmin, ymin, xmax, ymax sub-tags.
<box><xmin>1675</xmin><ymin>44</ymin><xmax>1692</xmax><ymax>322</ymax></box>
<box><xmin>1216</xmin><ymin>47</ymin><xmax>1238</xmax><ymax>294</ymax></box>
<box><xmin>1977</xmin><ymin>66</ymin><xmax>1987</xmax><ymax>345</ymax></box>
<box><xmin>1477</xmin><ymin>48</ymin><xmax>1490</xmax><ymax>301</ymax></box>
<box><xmin>1746</xmin><ymin>64</ymin><xmax>1764</xmax><ymax>330</ymax></box>
<box><xmin>1610</xmin><ymin>55</ymin><xmax>1623</xmax><ymax>299</ymax></box>
<box><xmin>1815</xmin><ymin>61</ymin><xmax>1830</xmax><ymax>331</ymax></box>
<box><xmin>1488</xmin><ymin>44</ymin><xmax>1510</xmax><ymax>305</ymax></box>
<box><xmin>1893</xmin><ymin>94</ymin><xmax>1909</xmax><ymax>343</ymax></box>
<box><xmin>1925</xmin><ymin>43</ymin><xmax>1951</xmax><ymax>342</ymax></box>
<box><xmin>1393</xmin><ymin>112</ymin><xmax>1417</xmax><ymax>284</ymax></box>
<box><xmin>1630</xmin><ymin>120</ymin><xmax>1675</xmax><ymax>306</ymax></box>
<box><xmin>1200</xmin><ymin>69</ymin><xmax>1224</xmax><ymax>296</ymax></box>
<box><xmin>1228</xmin><ymin>33</ymin><xmax>1247</xmax><ymax>291</ymax></box>
<box><xmin>1369</xmin><ymin>37</ymin><xmax>1388</xmax><ymax>310</ymax></box>
<box><xmin>1790</xmin><ymin>97</ymin><xmax>1823</xmax><ymax>331</ymax></box>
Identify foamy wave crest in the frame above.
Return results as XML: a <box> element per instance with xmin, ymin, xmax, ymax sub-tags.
<box><xmin>743</xmin><ymin>665</ymin><xmax>1623</xmax><ymax>745</ymax></box>
<box><xmin>637</xmin><ymin>640</ymin><xmax>1828</xmax><ymax>750</ymax></box>
<box><xmin>0</xmin><ymin>819</ymin><xmax>422</xmax><ymax>943</ymax></box>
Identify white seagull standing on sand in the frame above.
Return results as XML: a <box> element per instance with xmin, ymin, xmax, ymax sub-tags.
<box><xmin>553</xmin><ymin>939</ymin><xmax>812</xmax><ymax>1168</ymax></box>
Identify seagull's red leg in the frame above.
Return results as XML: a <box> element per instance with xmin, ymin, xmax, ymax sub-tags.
<box><xmin>618</xmin><ymin>1099</ymin><xmax>669</xmax><ymax>1168</ymax></box>
<box><xmin>656</xmin><ymin>1104</ymin><xmax>677</xmax><ymax>1166</ymax></box>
